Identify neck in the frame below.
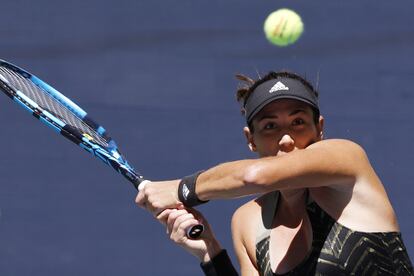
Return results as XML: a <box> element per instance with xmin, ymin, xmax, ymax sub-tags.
<box><xmin>273</xmin><ymin>189</ymin><xmax>308</xmax><ymax>229</ymax></box>
<box><xmin>280</xmin><ymin>188</ymin><xmax>307</xmax><ymax>205</ymax></box>
<box><xmin>279</xmin><ymin>189</ymin><xmax>308</xmax><ymax>216</ymax></box>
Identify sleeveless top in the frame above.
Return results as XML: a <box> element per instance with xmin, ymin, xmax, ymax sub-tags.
<box><xmin>255</xmin><ymin>191</ymin><xmax>414</xmax><ymax>276</ymax></box>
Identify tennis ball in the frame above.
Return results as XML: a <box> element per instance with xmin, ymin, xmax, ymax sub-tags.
<box><xmin>263</xmin><ymin>8</ymin><xmax>304</xmax><ymax>47</ymax></box>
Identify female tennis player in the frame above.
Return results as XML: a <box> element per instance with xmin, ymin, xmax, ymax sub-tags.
<box><xmin>137</xmin><ymin>71</ymin><xmax>413</xmax><ymax>275</ymax></box>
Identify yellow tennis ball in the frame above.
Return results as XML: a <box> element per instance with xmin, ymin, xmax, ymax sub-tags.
<box><xmin>263</xmin><ymin>8</ymin><xmax>304</xmax><ymax>47</ymax></box>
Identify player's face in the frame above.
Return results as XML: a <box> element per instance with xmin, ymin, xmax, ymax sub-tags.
<box><xmin>244</xmin><ymin>99</ymin><xmax>323</xmax><ymax>157</ymax></box>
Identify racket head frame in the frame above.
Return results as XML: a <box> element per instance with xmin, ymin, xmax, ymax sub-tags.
<box><xmin>0</xmin><ymin>59</ymin><xmax>143</xmax><ymax>188</ymax></box>
<box><xmin>0</xmin><ymin>59</ymin><xmax>202</xmax><ymax>238</ymax></box>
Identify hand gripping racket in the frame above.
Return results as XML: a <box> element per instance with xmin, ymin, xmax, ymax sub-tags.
<box><xmin>0</xmin><ymin>59</ymin><xmax>204</xmax><ymax>239</ymax></box>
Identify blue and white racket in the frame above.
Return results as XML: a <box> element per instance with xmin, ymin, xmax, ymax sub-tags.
<box><xmin>0</xmin><ymin>59</ymin><xmax>204</xmax><ymax>239</ymax></box>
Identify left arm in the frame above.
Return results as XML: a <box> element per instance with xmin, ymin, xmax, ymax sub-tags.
<box><xmin>137</xmin><ymin>139</ymin><xmax>368</xmax><ymax>214</ymax></box>
<box><xmin>196</xmin><ymin>139</ymin><xmax>365</xmax><ymax>200</ymax></box>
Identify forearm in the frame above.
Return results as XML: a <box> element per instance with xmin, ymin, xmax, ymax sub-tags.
<box><xmin>139</xmin><ymin>141</ymin><xmax>360</xmax><ymax>214</ymax></box>
<box><xmin>195</xmin><ymin>159</ymin><xmax>262</xmax><ymax>201</ymax></box>
<box><xmin>194</xmin><ymin>140</ymin><xmax>361</xmax><ymax>201</ymax></box>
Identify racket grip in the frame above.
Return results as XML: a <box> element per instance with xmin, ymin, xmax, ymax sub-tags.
<box><xmin>187</xmin><ymin>224</ymin><xmax>204</xmax><ymax>239</ymax></box>
<box><xmin>138</xmin><ymin>180</ymin><xmax>204</xmax><ymax>239</ymax></box>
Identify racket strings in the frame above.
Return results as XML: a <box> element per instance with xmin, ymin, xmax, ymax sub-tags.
<box><xmin>0</xmin><ymin>66</ymin><xmax>109</xmax><ymax>147</ymax></box>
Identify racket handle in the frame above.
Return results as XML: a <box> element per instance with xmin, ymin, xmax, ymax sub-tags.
<box><xmin>138</xmin><ymin>180</ymin><xmax>204</xmax><ymax>239</ymax></box>
<box><xmin>187</xmin><ymin>224</ymin><xmax>204</xmax><ymax>239</ymax></box>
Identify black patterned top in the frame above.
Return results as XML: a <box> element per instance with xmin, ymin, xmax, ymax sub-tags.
<box><xmin>256</xmin><ymin>192</ymin><xmax>413</xmax><ymax>276</ymax></box>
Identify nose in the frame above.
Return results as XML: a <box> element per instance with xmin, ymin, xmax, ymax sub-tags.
<box><xmin>278</xmin><ymin>134</ymin><xmax>295</xmax><ymax>153</ymax></box>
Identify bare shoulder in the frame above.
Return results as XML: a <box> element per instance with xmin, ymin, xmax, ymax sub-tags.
<box><xmin>231</xmin><ymin>197</ymin><xmax>263</xmax><ymax>274</ymax></box>
<box><xmin>308</xmin><ymin>139</ymin><xmax>366</xmax><ymax>154</ymax></box>
<box><xmin>231</xmin><ymin>194</ymin><xmax>276</xmax><ymax>243</ymax></box>
<box><xmin>308</xmin><ymin>140</ymin><xmax>398</xmax><ymax>231</ymax></box>
<box><xmin>231</xmin><ymin>195</ymin><xmax>266</xmax><ymax>268</ymax></box>
<box><xmin>231</xmin><ymin>195</ymin><xmax>266</xmax><ymax>247</ymax></box>
<box><xmin>307</xmin><ymin>139</ymin><xmax>370</xmax><ymax>168</ymax></box>
<box><xmin>231</xmin><ymin>197</ymin><xmax>261</xmax><ymax>238</ymax></box>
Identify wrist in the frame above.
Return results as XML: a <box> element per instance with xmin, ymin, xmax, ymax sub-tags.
<box><xmin>200</xmin><ymin>239</ymin><xmax>222</xmax><ymax>263</ymax></box>
<box><xmin>171</xmin><ymin>179</ymin><xmax>181</xmax><ymax>203</ymax></box>
<box><xmin>178</xmin><ymin>171</ymin><xmax>209</xmax><ymax>207</ymax></box>
<box><xmin>200</xmin><ymin>249</ymin><xmax>238</xmax><ymax>276</ymax></box>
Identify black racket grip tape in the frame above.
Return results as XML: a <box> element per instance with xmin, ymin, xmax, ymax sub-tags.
<box><xmin>137</xmin><ymin>180</ymin><xmax>204</xmax><ymax>239</ymax></box>
<box><xmin>187</xmin><ymin>224</ymin><xmax>204</xmax><ymax>239</ymax></box>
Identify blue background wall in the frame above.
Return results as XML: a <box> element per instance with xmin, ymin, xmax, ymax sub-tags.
<box><xmin>0</xmin><ymin>1</ymin><xmax>413</xmax><ymax>275</ymax></box>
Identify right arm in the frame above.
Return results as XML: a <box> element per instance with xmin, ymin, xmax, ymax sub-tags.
<box><xmin>158</xmin><ymin>207</ymin><xmax>222</xmax><ymax>263</ymax></box>
<box><xmin>158</xmin><ymin>208</ymin><xmax>239</xmax><ymax>276</ymax></box>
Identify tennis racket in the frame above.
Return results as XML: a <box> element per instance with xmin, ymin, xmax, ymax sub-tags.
<box><xmin>0</xmin><ymin>59</ymin><xmax>204</xmax><ymax>239</ymax></box>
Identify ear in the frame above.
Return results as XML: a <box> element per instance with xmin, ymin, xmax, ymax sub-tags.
<box><xmin>243</xmin><ymin>126</ymin><xmax>257</xmax><ymax>152</ymax></box>
<box><xmin>316</xmin><ymin>115</ymin><xmax>325</xmax><ymax>140</ymax></box>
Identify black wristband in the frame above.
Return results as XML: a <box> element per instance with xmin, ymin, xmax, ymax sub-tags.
<box><xmin>178</xmin><ymin>170</ymin><xmax>208</xmax><ymax>207</ymax></box>
<box><xmin>200</xmin><ymin>249</ymin><xmax>239</xmax><ymax>276</ymax></box>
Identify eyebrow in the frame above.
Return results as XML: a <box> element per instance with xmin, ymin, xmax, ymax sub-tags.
<box><xmin>289</xmin><ymin>109</ymin><xmax>306</xmax><ymax>116</ymax></box>
<box><xmin>257</xmin><ymin>109</ymin><xmax>307</xmax><ymax>121</ymax></box>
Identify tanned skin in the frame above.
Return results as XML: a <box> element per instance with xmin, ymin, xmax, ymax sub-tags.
<box><xmin>138</xmin><ymin>99</ymin><xmax>398</xmax><ymax>274</ymax></box>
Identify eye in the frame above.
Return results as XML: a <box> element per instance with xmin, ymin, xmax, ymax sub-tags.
<box><xmin>264</xmin><ymin>122</ymin><xmax>278</xmax><ymax>130</ymax></box>
<box><xmin>292</xmin><ymin>118</ymin><xmax>305</xmax><ymax>126</ymax></box>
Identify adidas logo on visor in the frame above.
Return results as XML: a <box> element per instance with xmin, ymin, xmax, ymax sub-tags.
<box><xmin>269</xmin><ymin>81</ymin><xmax>289</xmax><ymax>93</ymax></box>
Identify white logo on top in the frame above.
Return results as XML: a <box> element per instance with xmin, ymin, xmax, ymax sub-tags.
<box><xmin>269</xmin><ymin>81</ymin><xmax>289</xmax><ymax>93</ymax></box>
<box><xmin>182</xmin><ymin>184</ymin><xmax>190</xmax><ymax>200</ymax></box>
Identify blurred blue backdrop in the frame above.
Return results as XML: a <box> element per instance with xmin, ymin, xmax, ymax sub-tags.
<box><xmin>0</xmin><ymin>0</ymin><xmax>413</xmax><ymax>275</ymax></box>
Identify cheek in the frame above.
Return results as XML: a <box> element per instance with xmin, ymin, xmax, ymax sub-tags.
<box><xmin>252</xmin><ymin>135</ymin><xmax>281</xmax><ymax>156</ymax></box>
<box><xmin>295</xmin><ymin>128</ymin><xmax>320</xmax><ymax>147</ymax></box>
<box><xmin>254</xmin><ymin>133</ymin><xmax>279</xmax><ymax>145</ymax></box>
